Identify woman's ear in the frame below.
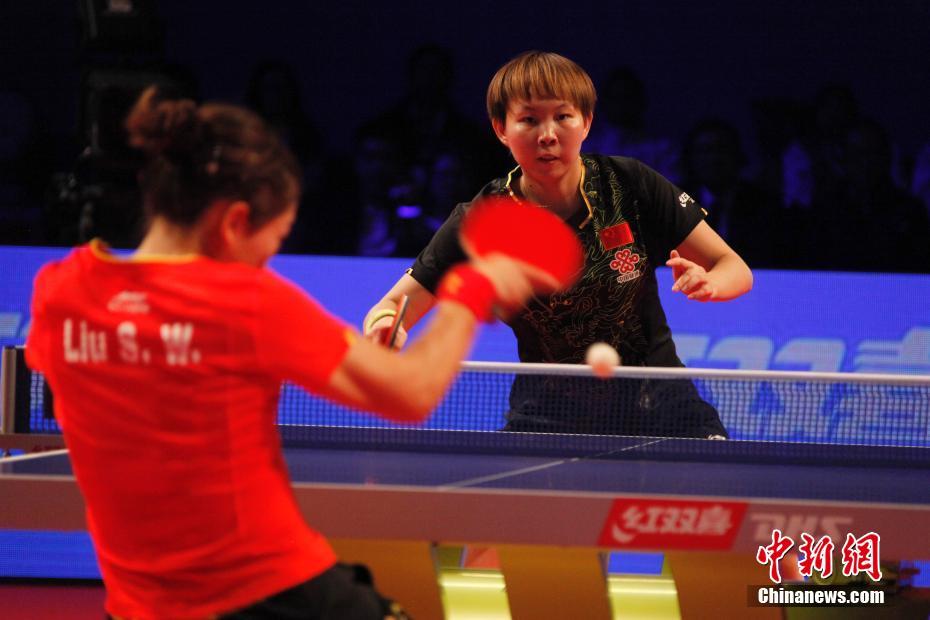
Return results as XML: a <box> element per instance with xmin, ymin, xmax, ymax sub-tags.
<box><xmin>220</xmin><ymin>201</ymin><xmax>252</xmax><ymax>245</ymax></box>
<box><xmin>491</xmin><ymin>118</ymin><xmax>509</xmax><ymax>147</ymax></box>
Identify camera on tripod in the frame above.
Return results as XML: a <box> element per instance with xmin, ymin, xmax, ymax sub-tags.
<box><xmin>48</xmin><ymin>1</ymin><xmax>193</xmax><ymax>247</ymax></box>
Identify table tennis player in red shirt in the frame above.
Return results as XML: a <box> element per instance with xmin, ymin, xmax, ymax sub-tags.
<box><xmin>24</xmin><ymin>87</ymin><xmax>571</xmax><ymax>620</ymax></box>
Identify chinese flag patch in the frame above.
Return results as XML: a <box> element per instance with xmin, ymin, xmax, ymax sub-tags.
<box><xmin>599</xmin><ymin>222</ymin><xmax>634</xmax><ymax>251</ymax></box>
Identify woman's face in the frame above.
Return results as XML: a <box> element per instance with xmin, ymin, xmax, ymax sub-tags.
<box><xmin>236</xmin><ymin>203</ymin><xmax>297</xmax><ymax>267</ymax></box>
<box><xmin>493</xmin><ymin>98</ymin><xmax>591</xmax><ymax>182</ymax></box>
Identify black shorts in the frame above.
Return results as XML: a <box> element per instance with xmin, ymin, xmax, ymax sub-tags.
<box><xmin>107</xmin><ymin>563</ymin><xmax>406</xmax><ymax>620</ymax></box>
<box><xmin>504</xmin><ymin>374</ymin><xmax>727</xmax><ymax>438</ymax></box>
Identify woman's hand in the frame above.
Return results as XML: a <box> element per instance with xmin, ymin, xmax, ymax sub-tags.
<box><xmin>667</xmin><ymin>249</ymin><xmax>717</xmax><ymax>301</ymax></box>
<box><xmin>364</xmin><ymin>315</ymin><xmax>408</xmax><ymax>349</ymax></box>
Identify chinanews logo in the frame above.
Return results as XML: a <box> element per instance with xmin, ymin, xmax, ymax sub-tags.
<box><xmin>756</xmin><ymin>529</ymin><xmax>882</xmax><ymax>584</ymax></box>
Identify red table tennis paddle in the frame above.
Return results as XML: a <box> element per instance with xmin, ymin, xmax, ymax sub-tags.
<box><xmin>459</xmin><ymin>196</ymin><xmax>584</xmax><ymax>289</ymax></box>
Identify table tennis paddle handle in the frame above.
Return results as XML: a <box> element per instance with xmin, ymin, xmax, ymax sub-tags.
<box><xmin>384</xmin><ymin>295</ymin><xmax>409</xmax><ymax>349</ymax></box>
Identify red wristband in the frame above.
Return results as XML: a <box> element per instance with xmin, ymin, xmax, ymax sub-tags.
<box><xmin>437</xmin><ymin>264</ymin><xmax>497</xmax><ymax>322</ymax></box>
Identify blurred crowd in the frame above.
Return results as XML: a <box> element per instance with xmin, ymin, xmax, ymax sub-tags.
<box><xmin>1</xmin><ymin>45</ymin><xmax>928</xmax><ymax>273</ymax></box>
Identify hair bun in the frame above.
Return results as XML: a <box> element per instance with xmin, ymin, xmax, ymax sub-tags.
<box><xmin>125</xmin><ymin>86</ymin><xmax>200</xmax><ymax>159</ymax></box>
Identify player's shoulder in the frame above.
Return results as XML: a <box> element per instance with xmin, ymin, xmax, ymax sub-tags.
<box><xmin>251</xmin><ymin>267</ymin><xmax>322</xmax><ymax>308</ymax></box>
<box><xmin>34</xmin><ymin>244</ymin><xmax>94</xmax><ymax>288</ymax></box>
<box><xmin>464</xmin><ymin>177</ymin><xmax>510</xmax><ymax>208</ymax></box>
<box><xmin>433</xmin><ymin>169</ymin><xmax>516</xmax><ymax>232</ymax></box>
<box><xmin>437</xmin><ymin>181</ymin><xmax>501</xmax><ymax>224</ymax></box>
<box><xmin>583</xmin><ymin>154</ymin><xmax>654</xmax><ymax>202</ymax></box>
<box><xmin>591</xmin><ymin>154</ymin><xmax>652</xmax><ymax>178</ymax></box>
<box><xmin>250</xmin><ymin>266</ymin><xmax>297</xmax><ymax>294</ymax></box>
<box><xmin>29</xmin><ymin>245</ymin><xmax>106</xmax><ymax>314</ymax></box>
<box><xmin>597</xmin><ymin>155</ymin><xmax>679</xmax><ymax>203</ymax></box>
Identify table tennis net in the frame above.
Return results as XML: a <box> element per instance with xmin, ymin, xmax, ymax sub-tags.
<box><xmin>6</xmin><ymin>347</ymin><xmax>929</xmax><ymax>453</ymax></box>
<box><xmin>278</xmin><ymin>362</ymin><xmax>930</xmax><ymax>455</ymax></box>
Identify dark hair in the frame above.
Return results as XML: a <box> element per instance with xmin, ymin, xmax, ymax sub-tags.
<box><xmin>486</xmin><ymin>51</ymin><xmax>596</xmax><ymax>125</ymax></box>
<box><xmin>125</xmin><ymin>86</ymin><xmax>300</xmax><ymax>227</ymax></box>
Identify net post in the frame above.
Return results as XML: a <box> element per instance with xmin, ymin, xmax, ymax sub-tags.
<box><xmin>1</xmin><ymin>346</ymin><xmax>17</xmax><ymax>434</ymax></box>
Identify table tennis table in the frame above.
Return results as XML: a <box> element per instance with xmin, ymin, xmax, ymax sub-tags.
<box><xmin>3</xmin><ymin>427</ymin><xmax>929</xmax><ymax>619</ymax></box>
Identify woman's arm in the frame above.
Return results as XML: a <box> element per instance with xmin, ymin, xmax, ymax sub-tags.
<box><xmin>322</xmin><ymin>302</ymin><xmax>477</xmax><ymax>422</ymax></box>
<box><xmin>364</xmin><ymin>203</ymin><xmax>470</xmax><ymax>347</ymax></box>
<box><xmin>666</xmin><ymin>220</ymin><xmax>753</xmax><ymax>301</ymax></box>
<box><xmin>326</xmin><ymin>255</ymin><xmax>553</xmax><ymax>422</ymax></box>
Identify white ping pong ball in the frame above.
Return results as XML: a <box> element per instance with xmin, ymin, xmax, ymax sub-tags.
<box><xmin>585</xmin><ymin>342</ymin><xmax>620</xmax><ymax>379</ymax></box>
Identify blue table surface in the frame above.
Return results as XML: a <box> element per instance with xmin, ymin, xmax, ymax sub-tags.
<box><xmin>6</xmin><ymin>439</ymin><xmax>930</xmax><ymax>506</ymax></box>
<box><xmin>5</xmin><ymin>429</ymin><xmax>930</xmax><ymax>586</ymax></box>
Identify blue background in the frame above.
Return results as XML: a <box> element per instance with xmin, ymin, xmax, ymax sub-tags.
<box><xmin>4</xmin><ymin>246</ymin><xmax>928</xmax><ymax>373</ymax></box>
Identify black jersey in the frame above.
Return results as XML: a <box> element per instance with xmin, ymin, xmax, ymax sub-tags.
<box><xmin>411</xmin><ymin>154</ymin><xmax>705</xmax><ymax>367</ymax></box>
<box><xmin>411</xmin><ymin>154</ymin><xmax>725</xmax><ymax>438</ymax></box>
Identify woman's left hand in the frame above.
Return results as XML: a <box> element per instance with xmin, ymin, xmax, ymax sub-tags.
<box><xmin>667</xmin><ymin>250</ymin><xmax>717</xmax><ymax>301</ymax></box>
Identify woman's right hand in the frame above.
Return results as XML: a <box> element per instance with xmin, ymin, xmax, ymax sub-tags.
<box><xmin>364</xmin><ymin>315</ymin><xmax>408</xmax><ymax>350</ymax></box>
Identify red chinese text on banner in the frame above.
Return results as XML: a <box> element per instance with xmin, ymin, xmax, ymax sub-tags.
<box><xmin>597</xmin><ymin>498</ymin><xmax>748</xmax><ymax>551</ymax></box>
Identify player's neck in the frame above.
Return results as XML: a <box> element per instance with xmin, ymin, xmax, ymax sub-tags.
<box><xmin>136</xmin><ymin>217</ymin><xmax>205</xmax><ymax>257</ymax></box>
<box><xmin>518</xmin><ymin>161</ymin><xmax>584</xmax><ymax>220</ymax></box>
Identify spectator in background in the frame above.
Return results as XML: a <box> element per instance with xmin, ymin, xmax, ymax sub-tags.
<box><xmin>159</xmin><ymin>61</ymin><xmax>202</xmax><ymax>103</ymax></box>
<box><xmin>246</xmin><ymin>59</ymin><xmax>324</xmax><ymax>171</ymax></box>
<box><xmin>781</xmin><ymin>141</ymin><xmax>815</xmax><ymax>212</ymax></box>
<box><xmin>352</xmin><ymin>125</ymin><xmax>413</xmax><ymax>257</ymax></box>
<box><xmin>814</xmin><ymin>118</ymin><xmax>930</xmax><ymax>272</ymax></box>
<box><xmin>584</xmin><ymin>66</ymin><xmax>680</xmax><ymax>182</ymax></box>
<box><xmin>0</xmin><ymin>90</ymin><xmax>52</xmax><ymax>244</ymax></box>
<box><xmin>245</xmin><ymin>59</ymin><xmax>327</xmax><ymax>252</ymax></box>
<box><xmin>363</xmin><ymin>44</ymin><xmax>504</xmax><ymax>198</ymax></box>
<box><xmin>910</xmin><ymin>142</ymin><xmax>930</xmax><ymax>221</ymax></box>
<box><xmin>306</xmin><ymin>124</ymin><xmax>434</xmax><ymax>258</ymax></box>
<box><xmin>783</xmin><ymin>84</ymin><xmax>860</xmax><ymax>216</ymax></box>
<box><xmin>421</xmin><ymin>146</ymin><xmax>477</xmax><ymax>231</ymax></box>
<box><xmin>750</xmin><ymin>97</ymin><xmax>806</xmax><ymax>198</ymax></box>
<box><xmin>681</xmin><ymin>118</ymin><xmax>789</xmax><ymax>269</ymax></box>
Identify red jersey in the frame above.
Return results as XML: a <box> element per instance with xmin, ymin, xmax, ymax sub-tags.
<box><xmin>26</xmin><ymin>241</ymin><xmax>353</xmax><ymax>619</ymax></box>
